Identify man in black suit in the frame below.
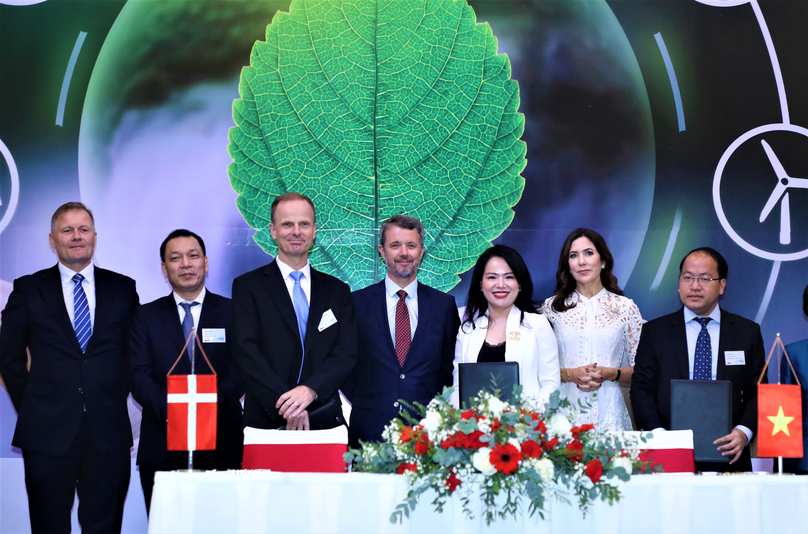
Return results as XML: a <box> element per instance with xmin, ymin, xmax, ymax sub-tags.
<box><xmin>631</xmin><ymin>247</ymin><xmax>766</xmax><ymax>472</ymax></box>
<box><xmin>231</xmin><ymin>193</ymin><xmax>357</xmax><ymax>430</ymax></box>
<box><xmin>128</xmin><ymin>229</ymin><xmax>244</xmax><ymax>513</ymax></box>
<box><xmin>343</xmin><ymin>215</ymin><xmax>460</xmax><ymax>447</ymax></box>
<box><xmin>0</xmin><ymin>202</ymin><xmax>139</xmax><ymax>533</ymax></box>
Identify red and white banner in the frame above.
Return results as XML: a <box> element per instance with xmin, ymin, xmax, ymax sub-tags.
<box><xmin>242</xmin><ymin>425</ymin><xmax>348</xmax><ymax>472</ymax></box>
<box><xmin>624</xmin><ymin>430</ymin><xmax>695</xmax><ymax>473</ymax></box>
<box><xmin>167</xmin><ymin>374</ymin><xmax>217</xmax><ymax>451</ymax></box>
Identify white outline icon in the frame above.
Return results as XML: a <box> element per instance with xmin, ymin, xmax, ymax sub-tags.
<box><xmin>758</xmin><ymin>139</ymin><xmax>808</xmax><ymax>245</ymax></box>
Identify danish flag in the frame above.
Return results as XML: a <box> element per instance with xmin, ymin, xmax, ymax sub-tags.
<box><xmin>167</xmin><ymin>374</ymin><xmax>217</xmax><ymax>451</ymax></box>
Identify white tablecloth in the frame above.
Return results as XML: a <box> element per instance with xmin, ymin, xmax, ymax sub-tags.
<box><xmin>149</xmin><ymin>471</ymin><xmax>808</xmax><ymax>534</ymax></box>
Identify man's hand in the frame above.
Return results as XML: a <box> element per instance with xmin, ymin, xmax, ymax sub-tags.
<box><xmin>285</xmin><ymin>411</ymin><xmax>310</xmax><ymax>431</ymax></box>
<box><xmin>714</xmin><ymin>428</ymin><xmax>748</xmax><ymax>464</ymax></box>
<box><xmin>276</xmin><ymin>385</ymin><xmax>316</xmax><ymax>422</ymax></box>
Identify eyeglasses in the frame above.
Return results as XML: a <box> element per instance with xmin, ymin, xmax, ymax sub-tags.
<box><xmin>679</xmin><ymin>276</ymin><xmax>721</xmax><ymax>284</ymax></box>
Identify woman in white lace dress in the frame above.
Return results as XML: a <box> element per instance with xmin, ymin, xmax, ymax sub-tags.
<box><xmin>540</xmin><ymin>228</ymin><xmax>643</xmax><ymax>431</ymax></box>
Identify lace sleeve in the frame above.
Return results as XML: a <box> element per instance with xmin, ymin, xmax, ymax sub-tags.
<box><xmin>624</xmin><ymin>299</ymin><xmax>644</xmax><ymax>366</ymax></box>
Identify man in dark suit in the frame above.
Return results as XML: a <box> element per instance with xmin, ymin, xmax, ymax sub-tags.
<box><xmin>343</xmin><ymin>215</ymin><xmax>460</xmax><ymax>447</ymax></box>
<box><xmin>0</xmin><ymin>202</ymin><xmax>139</xmax><ymax>533</ymax></box>
<box><xmin>231</xmin><ymin>193</ymin><xmax>357</xmax><ymax>431</ymax></box>
<box><xmin>128</xmin><ymin>229</ymin><xmax>244</xmax><ymax>513</ymax></box>
<box><xmin>631</xmin><ymin>247</ymin><xmax>766</xmax><ymax>472</ymax></box>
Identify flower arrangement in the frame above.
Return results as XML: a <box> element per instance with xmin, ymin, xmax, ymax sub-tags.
<box><xmin>345</xmin><ymin>388</ymin><xmax>649</xmax><ymax>525</ymax></box>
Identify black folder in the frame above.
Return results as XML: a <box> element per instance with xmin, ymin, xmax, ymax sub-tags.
<box><xmin>458</xmin><ymin>362</ymin><xmax>520</xmax><ymax>408</ymax></box>
<box><xmin>670</xmin><ymin>379</ymin><xmax>732</xmax><ymax>463</ymax></box>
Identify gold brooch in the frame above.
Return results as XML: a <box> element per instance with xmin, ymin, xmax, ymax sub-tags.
<box><xmin>508</xmin><ymin>331</ymin><xmax>521</xmax><ymax>341</ymax></box>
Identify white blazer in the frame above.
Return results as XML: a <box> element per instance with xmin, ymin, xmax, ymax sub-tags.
<box><xmin>452</xmin><ymin>306</ymin><xmax>561</xmax><ymax>409</ymax></box>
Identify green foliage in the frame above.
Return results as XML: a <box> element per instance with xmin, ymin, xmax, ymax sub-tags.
<box><xmin>229</xmin><ymin>0</ymin><xmax>526</xmax><ymax>290</ymax></box>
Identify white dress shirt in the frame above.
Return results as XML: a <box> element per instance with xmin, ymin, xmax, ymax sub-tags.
<box><xmin>173</xmin><ymin>287</ymin><xmax>206</xmax><ymax>331</ymax></box>
<box><xmin>59</xmin><ymin>262</ymin><xmax>96</xmax><ymax>331</ymax></box>
<box><xmin>384</xmin><ymin>276</ymin><xmax>418</xmax><ymax>348</ymax></box>
<box><xmin>276</xmin><ymin>258</ymin><xmax>311</xmax><ymax>306</ymax></box>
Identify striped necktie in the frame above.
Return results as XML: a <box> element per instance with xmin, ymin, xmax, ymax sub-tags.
<box><xmin>72</xmin><ymin>273</ymin><xmax>91</xmax><ymax>352</ymax></box>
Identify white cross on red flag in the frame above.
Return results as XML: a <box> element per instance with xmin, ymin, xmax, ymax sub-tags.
<box><xmin>167</xmin><ymin>374</ymin><xmax>217</xmax><ymax>451</ymax></box>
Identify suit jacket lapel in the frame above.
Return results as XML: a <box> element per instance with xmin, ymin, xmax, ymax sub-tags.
<box><xmin>195</xmin><ymin>293</ymin><xmax>222</xmax><ymax>374</ymax></box>
<box><xmin>716</xmin><ymin>310</ymin><xmax>734</xmax><ymax>381</ymax></box>
<box><xmin>371</xmin><ymin>281</ymin><xmax>397</xmax><ymax>359</ymax></box>
<box><xmin>409</xmin><ymin>283</ymin><xmax>431</xmax><ymax>359</ymax></box>
<box><xmin>40</xmin><ymin>265</ymin><xmax>82</xmax><ymax>353</ymax></box>
<box><xmin>305</xmin><ymin>269</ymin><xmax>328</xmax><ymax>353</ymax></box>
<box><xmin>158</xmin><ymin>295</ymin><xmax>188</xmax><ymax>372</ymax></box>
<box><xmin>671</xmin><ymin>310</ymin><xmax>690</xmax><ymax>379</ymax></box>
<box><xmin>263</xmin><ymin>261</ymin><xmax>299</xmax><ymax>340</ymax></box>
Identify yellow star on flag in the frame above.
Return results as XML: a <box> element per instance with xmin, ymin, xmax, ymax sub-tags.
<box><xmin>767</xmin><ymin>406</ymin><xmax>795</xmax><ymax>436</ymax></box>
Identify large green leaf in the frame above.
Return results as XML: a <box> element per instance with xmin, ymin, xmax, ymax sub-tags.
<box><xmin>229</xmin><ymin>0</ymin><xmax>526</xmax><ymax>291</ymax></box>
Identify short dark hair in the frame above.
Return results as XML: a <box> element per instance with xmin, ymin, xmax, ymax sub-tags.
<box><xmin>462</xmin><ymin>245</ymin><xmax>537</xmax><ymax>329</ymax></box>
<box><xmin>551</xmin><ymin>228</ymin><xmax>622</xmax><ymax>313</ymax></box>
<box><xmin>379</xmin><ymin>214</ymin><xmax>424</xmax><ymax>247</ymax></box>
<box><xmin>51</xmin><ymin>202</ymin><xmax>94</xmax><ymax>232</ymax></box>
<box><xmin>160</xmin><ymin>229</ymin><xmax>206</xmax><ymax>262</ymax></box>
<box><xmin>803</xmin><ymin>283</ymin><xmax>808</xmax><ymax>317</ymax></box>
<box><xmin>679</xmin><ymin>247</ymin><xmax>728</xmax><ymax>280</ymax></box>
<box><xmin>270</xmin><ymin>192</ymin><xmax>316</xmax><ymax>223</ymax></box>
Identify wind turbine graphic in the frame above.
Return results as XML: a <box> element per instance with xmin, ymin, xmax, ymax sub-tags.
<box><xmin>758</xmin><ymin>139</ymin><xmax>808</xmax><ymax>245</ymax></box>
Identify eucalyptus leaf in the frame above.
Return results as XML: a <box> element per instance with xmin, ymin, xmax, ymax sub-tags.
<box><xmin>229</xmin><ymin>0</ymin><xmax>526</xmax><ymax>290</ymax></box>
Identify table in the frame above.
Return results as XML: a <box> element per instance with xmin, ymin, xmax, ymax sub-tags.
<box><xmin>149</xmin><ymin>471</ymin><xmax>808</xmax><ymax>533</ymax></box>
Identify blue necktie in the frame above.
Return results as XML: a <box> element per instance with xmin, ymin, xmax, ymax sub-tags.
<box><xmin>72</xmin><ymin>273</ymin><xmax>91</xmax><ymax>353</ymax></box>
<box><xmin>693</xmin><ymin>317</ymin><xmax>712</xmax><ymax>380</ymax></box>
<box><xmin>180</xmin><ymin>301</ymin><xmax>199</xmax><ymax>368</ymax></box>
<box><xmin>290</xmin><ymin>271</ymin><xmax>309</xmax><ymax>382</ymax></box>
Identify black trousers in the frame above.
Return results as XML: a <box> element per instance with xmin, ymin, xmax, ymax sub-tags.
<box><xmin>22</xmin><ymin>414</ymin><xmax>130</xmax><ymax>534</ymax></box>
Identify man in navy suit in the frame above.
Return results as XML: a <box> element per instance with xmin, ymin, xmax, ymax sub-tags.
<box><xmin>0</xmin><ymin>202</ymin><xmax>139</xmax><ymax>533</ymax></box>
<box><xmin>631</xmin><ymin>247</ymin><xmax>766</xmax><ymax>472</ymax></box>
<box><xmin>128</xmin><ymin>229</ymin><xmax>244</xmax><ymax>513</ymax></box>
<box><xmin>343</xmin><ymin>215</ymin><xmax>460</xmax><ymax>447</ymax></box>
<box><xmin>231</xmin><ymin>193</ymin><xmax>357</xmax><ymax>431</ymax></box>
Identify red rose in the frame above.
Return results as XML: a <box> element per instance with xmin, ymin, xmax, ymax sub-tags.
<box><xmin>489</xmin><ymin>443</ymin><xmax>522</xmax><ymax>475</ymax></box>
<box><xmin>580</xmin><ymin>423</ymin><xmax>595</xmax><ymax>432</ymax></box>
<box><xmin>400</xmin><ymin>426</ymin><xmax>415</xmax><ymax>444</ymax></box>
<box><xmin>396</xmin><ymin>462</ymin><xmax>417</xmax><ymax>474</ymax></box>
<box><xmin>414</xmin><ymin>434</ymin><xmax>433</xmax><ymax>455</ymax></box>
<box><xmin>446</xmin><ymin>471</ymin><xmax>461</xmax><ymax>491</ymax></box>
<box><xmin>491</xmin><ymin>418</ymin><xmax>502</xmax><ymax>432</ymax></box>
<box><xmin>537</xmin><ymin>419</ymin><xmax>546</xmax><ymax>435</ymax></box>
<box><xmin>542</xmin><ymin>436</ymin><xmax>559</xmax><ymax>450</ymax></box>
<box><xmin>461</xmin><ymin>409</ymin><xmax>475</xmax><ymax>420</ymax></box>
<box><xmin>585</xmin><ymin>459</ymin><xmax>603</xmax><ymax>483</ymax></box>
<box><xmin>565</xmin><ymin>439</ymin><xmax>583</xmax><ymax>462</ymax></box>
<box><xmin>520</xmin><ymin>439</ymin><xmax>542</xmax><ymax>459</ymax></box>
<box><xmin>571</xmin><ymin>423</ymin><xmax>596</xmax><ymax>439</ymax></box>
<box><xmin>465</xmin><ymin>430</ymin><xmax>485</xmax><ymax>450</ymax></box>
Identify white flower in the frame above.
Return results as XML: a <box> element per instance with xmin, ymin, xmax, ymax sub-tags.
<box><xmin>472</xmin><ymin>448</ymin><xmax>497</xmax><ymax>476</ymax></box>
<box><xmin>546</xmin><ymin>413</ymin><xmax>572</xmax><ymax>440</ymax></box>
<box><xmin>535</xmin><ymin>457</ymin><xmax>554</xmax><ymax>483</ymax></box>
<box><xmin>612</xmin><ymin>456</ymin><xmax>633</xmax><ymax>475</ymax></box>
<box><xmin>420</xmin><ymin>409</ymin><xmax>443</xmax><ymax>436</ymax></box>
<box><xmin>477</xmin><ymin>418</ymin><xmax>491</xmax><ymax>433</ymax></box>
<box><xmin>487</xmin><ymin>397</ymin><xmax>508</xmax><ymax>418</ymax></box>
<box><xmin>508</xmin><ymin>437</ymin><xmax>522</xmax><ymax>450</ymax></box>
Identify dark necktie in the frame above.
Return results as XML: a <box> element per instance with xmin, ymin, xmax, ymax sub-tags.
<box><xmin>290</xmin><ymin>271</ymin><xmax>309</xmax><ymax>383</ymax></box>
<box><xmin>693</xmin><ymin>317</ymin><xmax>712</xmax><ymax>380</ymax></box>
<box><xmin>72</xmin><ymin>273</ymin><xmax>91</xmax><ymax>353</ymax></box>
<box><xmin>395</xmin><ymin>290</ymin><xmax>410</xmax><ymax>367</ymax></box>
<box><xmin>180</xmin><ymin>301</ymin><xmax>200</xmax><ymax>367</ymax></box>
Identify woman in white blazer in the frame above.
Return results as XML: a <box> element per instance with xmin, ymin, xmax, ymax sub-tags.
<box><xmin>453</xmin><ymin>245</ymin><xmax>560</xmax><ymax>410</ymax></box>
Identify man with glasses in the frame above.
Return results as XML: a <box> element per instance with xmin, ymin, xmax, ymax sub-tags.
<box><xmin>631</xmin><ymin>247</ymin><xmax>766</xmax><ymax>472</ymax></box>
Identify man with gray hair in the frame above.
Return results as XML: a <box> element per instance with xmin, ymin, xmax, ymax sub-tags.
<box><xmin>0</xmin><ymin>202</ymin><xmax>139</xmax><ymax>532</ymax></box>
<box><xmin>343</xmin><ymin>215</ymin><xmax>460</xmax><ymax>447</ymax></box>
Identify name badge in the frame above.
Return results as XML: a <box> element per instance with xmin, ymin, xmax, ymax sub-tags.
<box><xmin>202</xmin><ymin>328</ymin><xmax>226</xmax><ymax>343</ymax></box>
<box><xmin>318</xmin><ymin>309</ymin><xmax>337</xmax><ymax>332</ymax></box>
<box><xmin>724</xmin><ymin>351</ymin><xmax>745</xmax><ymax>366</ymax></box>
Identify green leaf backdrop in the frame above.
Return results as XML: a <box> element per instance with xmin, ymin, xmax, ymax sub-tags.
<box><xmin>229</xmin><ymin>0</ymin><xmax>526</xmax><ymax>291</ymax></box>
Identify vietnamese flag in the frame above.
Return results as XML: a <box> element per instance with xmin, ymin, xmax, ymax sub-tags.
<box><xmin>757</xmin><ymin>384</ymin><xmax>803</xmax><ymax>458</ymax></box>
<box><xmin>167</xmin><ymin>374</ymin><xmax>218</xmax><ymax>451</ymax></box>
